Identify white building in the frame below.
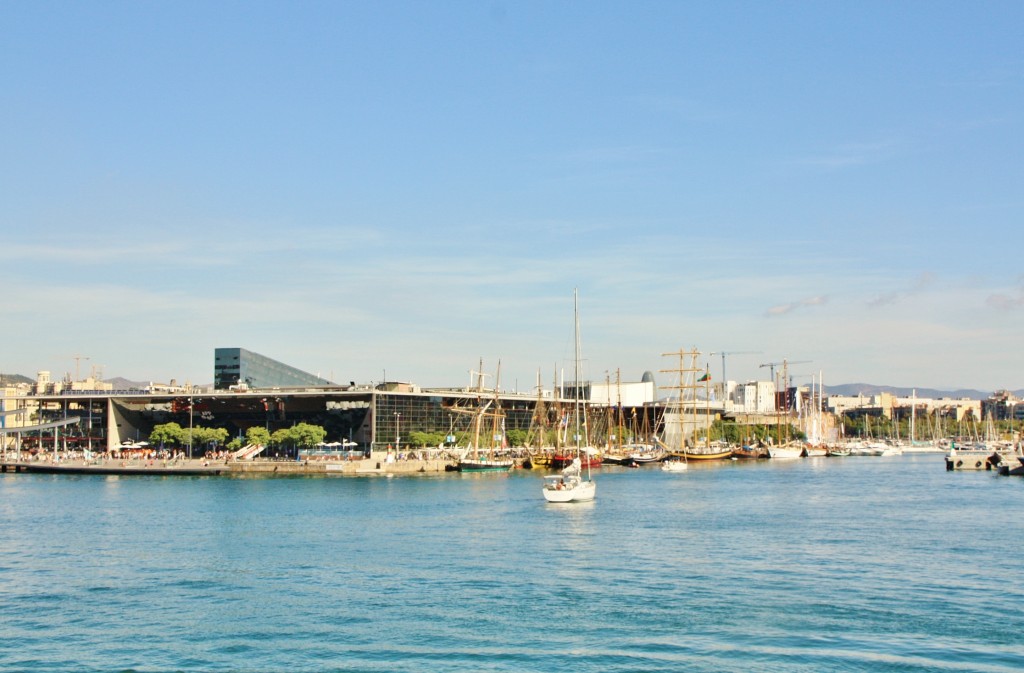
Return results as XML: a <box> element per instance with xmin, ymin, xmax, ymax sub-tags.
<box><xmin>733</xmin><ymin>380</ymin><xmax>776</xmax><ymax>414</ymax></box>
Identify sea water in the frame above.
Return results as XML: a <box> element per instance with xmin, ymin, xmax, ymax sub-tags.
<box><xmin>1</xmin><ymin>454</ymin><xmax>1022</xmax><ymax>672</ymax></box>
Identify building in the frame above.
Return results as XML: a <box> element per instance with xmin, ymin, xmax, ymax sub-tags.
<box><xmin>214</xmin><ymin>348</ymin><xmax>334</xmax><ymax>390</ymax></box>
<box><xmin>581</xmin><ymin>371</ymin><xmax>656</xmax><ymax>408</ymax></box>
<box><xmin>2</xmin><ymin>350</ymin><xmax>663</xmax><ymax>457</ymax></box>
<box><xmin>827</xmin><ymin>393</ymin><xmax>981</xmax><ymax>424</ymax></box>
<box><xmin>733</xmin><ymin>380</ymin><xmax>777</xmax><ymax>414</ymax></box>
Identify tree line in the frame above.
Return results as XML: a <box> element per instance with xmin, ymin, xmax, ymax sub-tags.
<box><xmin>149</xmin><ymin>422</ymin><xmax>327</xmax><ymax>457</ymax></box>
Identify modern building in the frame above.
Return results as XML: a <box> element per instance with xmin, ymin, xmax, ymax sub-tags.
<box><xmin>214</xmin><ymin>348</ymin><xmax>333</xmax><ymax>390</ymax></box>
<box><xmin>733</xmin><ymin>380</ymin><xmax>777</xmax><ymax>414</ymax></box>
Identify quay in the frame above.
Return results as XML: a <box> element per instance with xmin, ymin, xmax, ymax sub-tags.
<box><xmin>0</xmin><ymin>455</ymin><xmax>456</xmax><ymax>477</ymax></box>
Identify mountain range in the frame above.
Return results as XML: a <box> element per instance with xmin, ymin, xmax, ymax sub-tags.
<box><xmin>822</xmin><ymin>383</ymin><xmax>1021</xmax><ymax>400</ymax></box>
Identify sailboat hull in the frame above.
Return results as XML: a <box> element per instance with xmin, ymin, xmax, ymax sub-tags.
<box><xmin>669</xmin><ymin>450</ymin><xmax>733</xmax><ymax>461</ymax></box>
<box><xmin>542</xmin><ymin>479</ymin><xmax>596</xmax><ymax>502</ymax></box>
<box><xmin>661</xmin><ymin>459</ymin><xmax>688</xmax><ymax>472</ymax></box>
<box><xmin>550</xmin><ymin>453</ymin><xmax>602</xmax><ymax>470</ymax></box>
<box><xmin>768</xmin><ymin>447</ymin><xmax>803</xmax><ymax>459</ymax></box>
<box><xmin>457</xmin><ymin>459</ymin><xmax>514</xmax><ymax>472</ymax></box>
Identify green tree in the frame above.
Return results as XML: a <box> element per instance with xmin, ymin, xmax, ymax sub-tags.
<box><xmin>245</xmin><ymin>426</ymin><xmax>271</xmax><ymax>447</ymax></box>
<box><xmin>190</xmin><ymin>426</ymin><xmax>229</xmax><ymax>452</ymax></box>
<box><xmin>289</xmin><ymin>423</ymin><xmax>327</xmax><ymax>449</ymax></box>
<box><xmin>408</xmin><ymin>431</ymin><xmax>446</xmax><ymax>448</ymax></box>
<box><xmin>505</xmin><ymin>429</ymin><xmax>528</xmax><ymax>447</ymax></box>
<box><xmin>150</xmin><ymin>422</ymin><xmax>184</xmax><ymax>448</ymax></box>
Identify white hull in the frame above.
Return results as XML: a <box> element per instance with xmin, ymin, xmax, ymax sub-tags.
<box><xmin>769</xmin><ymin>447</ymin><xmax>803</xmax><ymax>459</ymax></box>
<box><xmin>542</xmin><ymin>478</ymin><xmax>596</xmax><ymax>502</ymax></box>
<box><xmin>661</xmin><ymin>459</ymin><xmax>688</xmax><ymax>472</ymax></box>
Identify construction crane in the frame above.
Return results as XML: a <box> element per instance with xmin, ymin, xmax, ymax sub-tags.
<box><xmin>758</xmin><ymin>359</ymin><xmax>811</xmax><ymax>383</ymax></box>
<box><xmin>70</xmin><ymin>354</ymin><xmax>90</xmax><ymax>382</ymax></box>
<box><xmin>708</xmin><ymin>351</ymin><xmax>762</xmax><ymax>385</ymax></box>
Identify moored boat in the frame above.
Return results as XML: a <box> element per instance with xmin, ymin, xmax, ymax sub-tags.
<box><xmin>680</xmin><ymin>447</ymin><xmax>734</xmax><ymax>461</ymax></box>
<box><xmin>944</xmin><ymin>445</ymin><xmax>1000</xmax><ymax>471</ymax></box>
<box><xmin>455</xmin><ymin>360</ymin><xmax>514</xmax><ymax>473</ymax></box>
<box><xmin>457</xmin><ymin>457</ymin><xmax>515</xmax><ymax>472</ymax></box>
<box><xmin>550</xmin><ymin>447</ymin><xmax>602</xmax><ymax>470</ymax></box>
<box><xmin>768</xmin><ymin>442</ymin><xmax>803</xmax><ymax>459</ymax></box>
<box><xmin>732</xmin><ymin>444</ymin><xmax>769</xmax><ymax>459</ymax></box>
<box><xmin>627</xmin><ymin>444</ymin><xmax>666</xmax><ymax>464</ymax></box>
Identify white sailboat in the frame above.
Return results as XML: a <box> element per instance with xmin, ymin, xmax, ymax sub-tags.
<box><xmin>543</xmin><ymin>289</ymin><xmax>596</xmax><ymax>503</ymax></box>
<box><xmin>767</xmin><ymin>359</ymin><xmax>803</xmax><ymax>459</ymax></box>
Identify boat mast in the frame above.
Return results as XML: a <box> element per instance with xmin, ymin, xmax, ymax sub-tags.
<box><xmin>572</xmin><ymin>288</ymin><xmax>592</xmax><ymax>480</ymax></box>
<box><xmin>660</xmin><ymin>347</ymin><xmax>701</xmax><ymax>456</ymax></box>
<box><xmin>491</xmin><ymin>360</ymin><xmax>502</xmax><ymax>459</ymax></box>
<box><xmin>704</xmin><ymin>361</ymin><xmax>711</xmax><ymax>450</ymax></box>
<box><xmin>911</xmin><ymin>389</ymin><xmax>916</xmax><ymax>443</ymax></box>
<box><xmin>573</xmin><ymin>289</ymin><xmax>582</xmax><ymax>464</ymax></box>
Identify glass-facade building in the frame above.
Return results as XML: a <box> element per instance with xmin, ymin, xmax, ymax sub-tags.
<box><xmin>214</xmin><ymin>348</ymin><xmax>333</xmax><ymax>390</ymax></box>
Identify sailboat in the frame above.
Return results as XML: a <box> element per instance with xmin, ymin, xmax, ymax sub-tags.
<box><xmin>548</xmin><ymin>363</ymin><xmax>603</xmax><ymax>470</ymax></box>
<box><xmin>542</xmin><ymin>289</ymin><xmax>597</xmax><ymax>503</ymax></box>
<box><xmin>599</xmin><ymin>369</ymin><xmax>634</xmax><ymax>466</ymax></box>
<box><xmin>456</xmin><ymin>360</ymin><xmax>515</xmax><ymax>472</ymax></box>
<box><xmin>766</xmin><ymin>359</ymin><xmax>804</xmax><ymax>459</ymax></box>
<box><xmin>658</xmin><ymin>348</ymin><xmax>729</xmax><ymax>468</ymax></box>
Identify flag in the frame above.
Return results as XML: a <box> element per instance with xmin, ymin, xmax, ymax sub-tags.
<box><xmin>698</xmin><ymin>372</ymin><xmax>711</xmax><ymax>382</ymax></box>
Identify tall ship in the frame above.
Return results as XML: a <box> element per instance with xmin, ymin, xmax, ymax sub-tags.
<box><xmin>659</xmin><ymin>348</ymin><xmax>732</xmax><ymax>462</ymax></box>
<box><xmin>454</xmin><ymin>360</ymin><xmax>515</xmax><ymax>472</ymax></box>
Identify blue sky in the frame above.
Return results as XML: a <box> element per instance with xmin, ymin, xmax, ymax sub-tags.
<box><xmin>2</xmin><ymin>1</ymin><xmax>1022</xmax><ymax>392</ymax></box>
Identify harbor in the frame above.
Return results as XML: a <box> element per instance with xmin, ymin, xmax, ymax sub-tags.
<box><xmin>3</xmin><ymin>452</ymin><xmax>1022</xmax><ymax>673</ymax></box>
<box><xmin>5</xmin><ymin>442</ymin><xmax>1023</xmax><ymax>478</ymax></box>
<box><xmin>4</xmin><ymin>348</ymin><xmax>1023</xmax><ymax>481</ymax></box>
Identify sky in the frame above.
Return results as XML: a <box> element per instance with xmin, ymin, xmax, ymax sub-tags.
<box><xmin>2</xmin><ymin>1</ymin><xmax>1022</xmax><ymax>393</ymax></box>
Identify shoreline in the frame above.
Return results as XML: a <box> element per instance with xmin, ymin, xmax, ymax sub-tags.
<box><xmin>0</xmin><ymin>456</ymin><xmax>464</xmax><ymax>477</ymax></box>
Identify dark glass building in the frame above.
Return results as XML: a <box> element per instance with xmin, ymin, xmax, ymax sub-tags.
<box><xmin>214</xmin><ymin>347</ymin><xmax>333</xmax><ymax>390</ymax></box>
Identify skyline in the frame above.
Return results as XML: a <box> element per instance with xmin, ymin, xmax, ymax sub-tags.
<box><xmin>3</xmin><ymin>2</ymin><xmax>1023</xmax><ymax>392</ymax></box>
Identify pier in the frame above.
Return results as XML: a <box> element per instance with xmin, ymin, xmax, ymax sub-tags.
<box><xmin>0</xmin><ymin>455</ymin><xmax>455</xmax><ymax>477</ymax></box>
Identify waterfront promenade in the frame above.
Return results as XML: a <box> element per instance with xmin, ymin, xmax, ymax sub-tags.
<box><xmin>0</xmin><ymin>454</ymin><xmax>452</xmax><ymax>476</ymax></box>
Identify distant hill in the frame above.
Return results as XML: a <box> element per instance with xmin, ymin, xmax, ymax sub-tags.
<box><xmin>0</xmin><ymin>373</ymin><xmax>33</xmax><ymax>386</ymax></box>
<box><xmin>826</xmin><ymin>383</ymin><xmax>1020</xmax><ymax>400</ymax></box>
<box><xmin>105</xmin><ymin>377</ymin><xmax>150</xmax><ymax>390</ymax></box>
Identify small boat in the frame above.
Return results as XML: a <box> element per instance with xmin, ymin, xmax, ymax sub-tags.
<box><xmin>681</xmin><ymin>447</ymin><xmax>734</xmax><ymax>461</ymax></box>
<box><xmin>732</xmin><ymin>444</ymin><xmax>768</xmax><ymax>460</ymax></box>
<box><xmin>549</xmin><ymin>447</ymin><xmax>602</xmax><ymax>470</ymax></box>
<box><xmin>661</xmin><ymin>457</ymin><xmax>688</xmax><ymax>472</ymax></box>
<box><xmin>543</xmin><ymin>457</ymin><xmax>597</xmax><ymax>502</ymax></box>
<box><xmin>627</xmin><ymin>444</ymin><xmax>666</xmax><ymax>464</ymax></box>
<box><xmin>768</xmin><ymin>443</ymin><xmax>803</xmax><ymax>459</ymax></box>
<box><xmin>457</xmin><ymin>457</ymin><xmax>515</xmax><ymax>472</ymax></box>
<box><xmin>541</xmin><ymin>289</ymin><xmax>596</xmax><ymax>503</ymax></box>
<box><xmin>599</xmin><ymin>452</ymin><xmax>632</xmax><ymax>466</ymax></box>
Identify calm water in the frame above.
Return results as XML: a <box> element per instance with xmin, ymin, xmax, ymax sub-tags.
<box><xmin>1</xmin><ymin>455</ymin><xmax>1022</xmax><ymax>672</ymax></box>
